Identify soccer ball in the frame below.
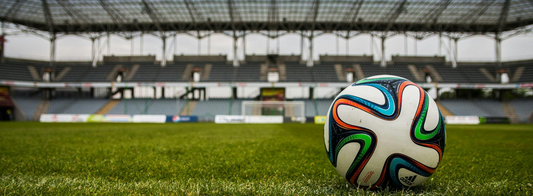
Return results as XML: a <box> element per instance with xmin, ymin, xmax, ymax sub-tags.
<box><xmin>324</xmin><ymin>75</ymin><xmax>446</xmax><ymax>189</ymax></box>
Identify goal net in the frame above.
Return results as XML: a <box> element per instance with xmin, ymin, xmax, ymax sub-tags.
<box><xmin>241</xmin><ymin>101</ymin><xmax>306</xmax><ymax>123</ymax></box>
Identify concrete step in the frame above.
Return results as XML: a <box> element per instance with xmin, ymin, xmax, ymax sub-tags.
<box><xmin>124</xmin><ymin>64</ymin><xmax>140</xmax><ymax>81</ymax></box>
<box><xmin>353</xmin><ymin>64</ymin><xmax>365</xmax><ymax>80</ymax></box>
<box><xmin>502</xmin><ymin>101</ymin><xmax>520</xmax><ymax>124</ymax></box>
<box><xmin>33</xmin><ymin>100</ymin><xmax>49</xmax><ymax>121</ymax></box>
<box><xmin>181</xmin><ymin>64</ymin><xmax>194</xmax><ymax>81</ymax></box>
<box><xmin>180</xmin><ymin>100</ymin><xmax>198</xmax><ymax>116</ymax></box>
<box><xmin>201</xmin><ymin>63</ymin><xmax>212</xmax><ymax>81</ymax></box>
<box><xmin>28</xmin><ymin>66</ymin><xmax>41</xmax><ymax>80</ymax></box>
<box><xmin>408</xmin><ymin>64</ymin><xmax>424</xmax><ymax>82</ymax></box>
<box><xmin>425</xmin><ymin>65</ymin><xmax>443</xmax><ymax>82</ymax></box>
<box><xmin>95</xmin><ymin>99</ymin><xmax>120</xmax><ymax>115</ymax></box>
<box><xmin>435</xmin><ymin>101</ymin><xmax>454</xmax><ymax>116</ymax></box>
<box><xmin>511</xmin><ymin>66</ymin><xmax>525</xmax><ymax>82</ymax></box>
<box><xmin>334</xmin><ymin>64</ymin><xmax>346</xmax><ymax>81</ymax></box>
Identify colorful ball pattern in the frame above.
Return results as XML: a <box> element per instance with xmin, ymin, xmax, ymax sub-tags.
<box><xmin>324</xmin><ymin>75</ymin><xmax>446</xmax><ymax>189</ymax></box>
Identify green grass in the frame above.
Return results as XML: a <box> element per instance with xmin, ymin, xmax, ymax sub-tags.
<box><xmin>0</xmin><ymin>123</ymin><xmax>532</xmax><ymax>195</ymax></box>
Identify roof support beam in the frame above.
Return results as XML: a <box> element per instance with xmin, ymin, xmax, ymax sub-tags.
<box><xmin>305</xmin><ymin>0</ymin><xmax>320</xmax><ymax>31</ymax></box>
<box><xmin>98</xmin><ymin>0</ymin><xmax>126</xmax><ymax>31</ymax></box>
<box><xmin>57</xmin><ymin>0</ymin><xmax>92</xmax><ymax>25</ymax></box>
<box><xmin>41</xmin><ymin>0</ymin><xmax>54</xmax><ymax>33</ymax></box>
<box><xmin>4</xmin><ymin>0</ymin><xmax>27</xmax><ymax>21</ymax></box>
<box><xmin>497</xmin><ymin>0</ymin><xmax>511</xmax><ymax>33</ymax></box>
<box><xmin>343</xmin><ymin>0</ymin><xmax>363</xmax><ymax>23</ymax></box>
<box><xmin>421</xmin><ymin>0</ymin><xmax>451</xmax><ymax>31</ymax></box>
<box><xmin>142</xmin><ymin>0</ymin><xmax>164</xmax><ymax>33</ymax></box>
<box><xmin>459</xmin><ymin>0</ymin><xmax>495</xmax><ymax>27</ymax></box>
<box><xmin>228</xmin><ymin>0</ymin><xmax>239</xmax><ymax>31</ymax></box>
<box><xmin>382</xmin><ymin>0</ymin><xmax>407</xmax><ymax>32</ymax></box>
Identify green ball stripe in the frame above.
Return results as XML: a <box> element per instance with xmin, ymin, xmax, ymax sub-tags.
<box><xmin>356</xmin><ymin>77</ymin><xmax>405</xmax><ymax>84</ymax></box>
<box><xmin>414</xmin><ymin>96</ymin><xmax>441</xmax><ymax>140</ymax></box>
<box><xmin>335</xmin><ymin>134</ymin><xmax>372</xmax><ymax>177</ymax></box>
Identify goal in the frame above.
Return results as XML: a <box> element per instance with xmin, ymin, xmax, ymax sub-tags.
<box><xmin>241</xmin><ymin>101</ymin><xmax>306</xmax><ymax>122</ymax></box>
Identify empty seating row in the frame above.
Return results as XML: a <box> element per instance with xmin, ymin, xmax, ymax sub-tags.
<box><xmin>439</xmin><ymin>99</ymin><xmax>506</xmax><ymax>117</ymax></box>
<box><xmin>46</xmin><ymin>98</ymin><xmax>108</xmax><ymax>114</ymax></box>
<box><xmin>2</xmin><ymin>59</ymin><xmax>533</xmax><ymax>83</ymax></box>
<box><xmin>107</xmin><ymin>99</ymin><xmax>185</xmax><ymax>115</ymax></box>
<box><xmin>509</xmin><ymin>99</ymin><xmax>533</xmax><ymax>122</ymax></box>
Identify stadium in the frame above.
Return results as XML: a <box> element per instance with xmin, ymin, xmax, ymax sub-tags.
<box><xmin>0</xmin><ymin>0</ymin><xmax>532</xmax><ymax>195</ymax></box>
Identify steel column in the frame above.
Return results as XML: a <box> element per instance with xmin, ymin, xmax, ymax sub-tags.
<box><xmin>336</xmin><ymin>34</ymin><xmax>339</xmax><ymax>55</ymax></box>
<box><xmin>404</xmin><ymin>34</ymin><xmax>408</xmax><ymax>55</ymax></box>
<box><xmin>495</xmin><ymin>34</ymin><xmax>502</xmax><ymax>66</ymax></box>
<box><xmin>307</xmin><ymin>36</ymin><xmax>313</xmax><ymax>67</ymax></box>
<box><xmin>370</xmin><ymin>34</ymin><xmax>374</xmax><ymax>56</ymax></box>
<box><xmin>452</xmin><ymin>38</ymin><xmax>458</xmax><ymax>68</ymax></box>
<box><xmin>198</xmin><ymin>35</ymin><xmax>201</xmax><ymax>55</ymax></box>
<box><xmin>300</xmin><ymin>33</ymin><xmax>304</xmax><ymax>57</ymax></box>
<box><xmin>91</xmin><ymin>38</ymin><xmax>96</xmax><ymax>61</ymax></box>
<box><xmin>438</xmin><ymin>32</ymin><xmax>442</xmax><ymax>56</ymax></box>
<box><xmin>107</xmin><ymin>33</ymin><xmax>111</xmax><ymax>55</ymax></box>
<box><xmin>233</xmin><ymin>35</ymin><xmax>239</xmax><ymax>67</ymax></box>
<box><xmin>49</xmin><ymin>33</ymin><xmax>56</xmax><ymax>68</ymax></box>
<box><xmin>346</xmin><ymin>37</ymin><xmax>349</xmax><ymax>55</ymax></box>
<box><xmin>161</xmin><ymin>36</ymin><xmax>167</xmax><ymax>66</ymax></box>
<box><xmin>414</xmin><ymin>38</ymin><xmax>418</xmax><ymax>56</ymax></box>
<box><xmin>208</xmin><ymin>33</ymin><xmax>212</xmax><ymax>55</ymax></box>
<box><xmin>173</xmin><ymin>34</ymin><xmax>177</xmax><ymax>55</ymax></box>
<box><xmin>380</xmin><ymin>36</ymin><xmax>386</xmax><ymax>67</ymax></box>
<box><xmin>242</xmin><ymin>33</ymin><xmax>245</xmax><ymax>57</ymax></box>
<box><xmin>130</xmin><ymin>38</ymin><xmax>134</xmax><ymax>55</ymax></box>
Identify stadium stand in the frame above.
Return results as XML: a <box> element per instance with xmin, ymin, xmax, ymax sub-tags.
<box><xmin>53</xmin><ymin>64</ymin><xmax>91</xmax><ymax>82</ymax></box>
<box><xmin>510</xmin><ymin>99</ymin><xmax>533</xmax><ymax>123</ymax></box>
<box><xmin>359</xmin><ymin>64</ymin><xmax>389</xmax><ymax>79</ymax></box>
<box><xmin>312</xmin><ymin>63</ymin><xmax>341</xmax><ymax>82</ymax></box>
<box><xmin>81</xmin><ymin>65</ymin><xmax>116</xmax><ymax>82</ymax></box>
<box><xmin>385</xmin><ymin>63</ymin><xmax>418</xmax><ymax>82</ymax></box>
<box><xmin>157</xmin><ymin>64</ymin><xmax>186</xmax><ymax>82</ymax></box>
<box><xmin>130</xmin><ymin>64</ymin><xmax>161</xmax><ymax>82</ymax></box>
<box><xmin>2</xmin><ymin>57</ymin><xmax>533</xmax><ymax>83</ymax></box>
<box><xmin>205</xmin><ymin>63</ymin><xmax>235</xmax><ymax>82</ymax></box>
<box><xmin>428</xmin><ymin>64</ymin><xmax>468</xmax><ymax>83</ymax></box>
<box><xmin>235</xmin><ymin>63</ymin><xmax>261</xmax><ymax>82</ymax></box>
<box><xmin>295</xmin><ymin>99</ymin><xmax>333</xmax><ymax>117</ymax></box>
<box><xmin>457</xmin><ymin>64</ymin><xmax>498</xmax><ymax>83</ymax></box>
<box><xmin>46</xmin><ymin>98</ymin><xmax>108</xmax><ymax>114</ymax></box>
<box><xmin>11</xmin><ymin>97</ymin><xmax>42</xmax><ymax>120</ymax></box>
<box><xmin>439</xmin><ymin>99</ymin><xmax>506</xmax><ymax>117</ymax></box>
<box><xmin>0</xmin><ymin>61</ymin><xmax>40</xmax><ymax>81</ymax></box>
<box><xmin>192</xmin><ymin>99</ymin><xmax>241</xmax><ymax>121</ymax></box>
<box><xmin>285</xmin><ymin>62</ymin><xmax>314</xmax><ymax>82</ymax></box>
<box><xmin>107</xmin><ymin>99</ymin><xmax>185</xmax><ymax>115</ymax></box>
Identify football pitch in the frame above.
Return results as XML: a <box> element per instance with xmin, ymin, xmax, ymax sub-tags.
<box><xmin>0</xmin><ymin>123</ymin><xmax>532</xmax><ymax>195</ymax></box>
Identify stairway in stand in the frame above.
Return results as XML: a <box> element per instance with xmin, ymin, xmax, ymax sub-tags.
<box><xmin>435</xmin><ymin>101</ymin><xmax>454</xmax><ymax>117</ymax></box>
<box><xmin>180</xmin><ymin>101</ymin><xmax>198</xmax><ymax>116</ymax></box>
<box><xmin>96</xmin><ymin>100</ymin><xmax>120</xmax><ymax>115</ymax></box>
<box><xmin>33</xmin><ymin>100</ymin><xmax>49</xmax><ymax>121</ymax></box>
<box><xmin>502</xmin><ymin>101</ymin><xmax>520</xmax><ymax>124</ymax></box>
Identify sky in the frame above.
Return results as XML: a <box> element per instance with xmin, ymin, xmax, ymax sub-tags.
<box><xmin>3</xmin><ymin>32</ymin><xmax>533</xmax><ymax>63</ymax></box>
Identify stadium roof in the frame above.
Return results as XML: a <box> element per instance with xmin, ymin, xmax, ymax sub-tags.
<box><xmin>0</xmin><ymin>0</ymin><xmax>532</xmax><ymax>34</ymax></box>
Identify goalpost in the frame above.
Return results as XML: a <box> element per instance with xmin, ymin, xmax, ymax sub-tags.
<box><xmin>241</xmin><ymin>101</ymin><xmax>306</xmax><ymax>123</ymax></box>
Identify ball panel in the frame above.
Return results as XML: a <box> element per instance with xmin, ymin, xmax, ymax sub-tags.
<box><xmin>336</xmin><ymin>142</ymin><xmax>361</xmax><ymax>179</ymax></box>
<box><xmin>324</xmin><ymin>76</ymin><xmax>446</xmax><ymax>189</ymax></box>
<box><xmin>340</xmin><ymin>85</ymin><xmax>386</xmax><ymax>105</ymax></box>
<box><xmin>423</xmin><ymin>95</ymin><xmax>440</xmax><ymax>131</ymax></box>
<box><xmin>324</xmin><ymin>114</ymin><xmax>330</xmax><ymax>153</ymax></box>
<box><xmin>397</xmin><ymin>168</ymin><xmax>429</xmax><ymax>187</ymax></box>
